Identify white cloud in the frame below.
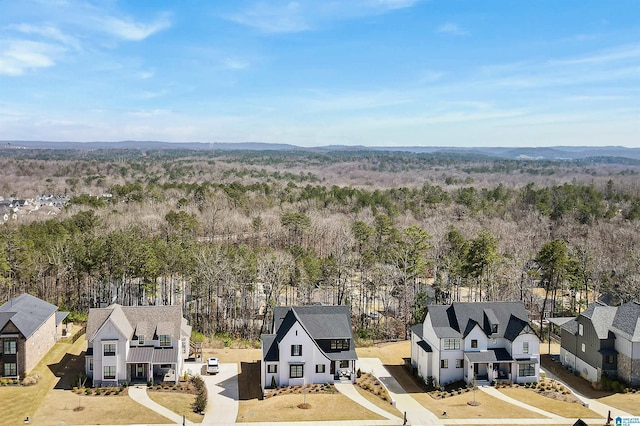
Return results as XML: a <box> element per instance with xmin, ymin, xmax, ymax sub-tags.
<box><xmin>374</xmin><ymin>0</ymin><xmax>420</xmax><ymax>9</ymax></box>
<box><xmin>437</xmin><ymin>23</ymin><xmax>468</xmax><ymax>36</ymax></box>
<box><xmin>0</xmin><ymin>40</ymin><xmax>61</xmax><ymax>75</ymax></box>
<box><xmin>7</xmin><ymin>23</ymin><xmax>81</xmax><ymax>50</ymax></box>
<box><xmin>223</xmin><ymin>58</ymin><xmax>249</xmax><ymax>69</ymax></box>
<box><xmin>99</xmin><ymin>13</ymin><xmax>172</xmax><ymax>41</ymax></box>
<box><xmin>128</xmin><ymin>109</ymin><xmax>171</xmax><ymax>118</ymax></box>
<box><xmin>228</xmin><ymin>2</ymin><xmax>309</xmax><ymax>34</ymax></box>
<box><xmin>138</xmin><ymin>70</ymin><xmax>155</xmax><ymax>79</ymax></box>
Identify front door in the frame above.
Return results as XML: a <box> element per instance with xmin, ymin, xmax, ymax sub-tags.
<box><xmin>330</xmin><ymin>361</ymin><xmax>335</xmax><ymax>375</ymax></box>
<box><xmin>134</xmin><ymin>364</ymin><xmax>145</xmax><ymax>379</ymax></box>
<box><xmin>473</xmin><ymin>363</ymin><xmax>478</xmax><ymax>377</ymax></box>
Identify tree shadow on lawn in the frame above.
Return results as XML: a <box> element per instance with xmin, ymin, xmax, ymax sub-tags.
<box><xmin>48</xmin><ymin>350</ymin><xmax>86</xmax><ymax>390</ymax></box>
<box><xmin>238</xmin><ymin>360</ymin><xmax>262</xmax><ymax>400</ymax></box>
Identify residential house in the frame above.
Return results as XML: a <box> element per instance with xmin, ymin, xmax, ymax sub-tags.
<box><xmin>261</xmin><ymin>305</ymin><xmax>357</xmax><ymax>390</ymax></box>
<box><xmin>559</xmin><ymin>301</ymin><xmax>640</xmax><ymax>386</ymax></box>
<box><xmin>0</xmin><ymin>293</ymin><xmax>68</xmax><ymax>377</ymax></box>
<box><xmin>85</xmin><ymin>304</ymin><xmax>191</xmax><ymax>386</ymax></box>
<box><xmin>411</xmin><ymin>301</ymin><xmax>540</xmax><ymax>386</ymax></box>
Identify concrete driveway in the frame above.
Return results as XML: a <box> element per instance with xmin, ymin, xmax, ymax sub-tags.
<box><xmin>192</xmin><ymin>362</ymin><xmax>239</xmax><ymax>425</ymax></box>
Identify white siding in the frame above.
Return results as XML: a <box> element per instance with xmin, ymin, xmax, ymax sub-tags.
<box><xmin>90</xmin><ymin>320</ymin><xmax>129</xmax><ymax>386</ymax></box>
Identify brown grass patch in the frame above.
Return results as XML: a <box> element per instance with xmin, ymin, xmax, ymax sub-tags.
<box><xmin>600</xmin><ymin>393</ymin><xmax>640</xmax><ymax>416</ymax></box>
<box><xmin>148</xmin><ymin>391</ymin><xmax>204</xmax><ymax>423</ymax></box>
<box><xmin>500</xmin><ymin>387</ymin><xmax>602</xmax><ymax>419</ymax></box>
<box><xmin>354</xmin><ymin>386</ymin><xmax>402</xmax><ymax>418</ymax></box>
<box><xmin>30</xmin><ymin>391</ymin><xmax>171</xmax><ymax>425</ymax></box>
<box><xmin>237</xmin><ymin>393</ymin><xmax>386</xmax><ymax>422</ymax></box>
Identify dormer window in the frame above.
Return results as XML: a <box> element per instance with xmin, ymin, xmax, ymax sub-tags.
<box><xmin>159</xmin><ymin>335</ymin><xmax>170</xmax><ymax>347</ymax></box>
<box><xmin>492</xmin><ymin>324</ymin><xmax>498</xmax><ymax>334</ymax></box>
<box><xmin>330</xmin><ymin>339</ymin><xmax>349</xmax><ymax>350</ymax></box>
<box><xmin>138</xmin><ymin>335</ymin><xmax>145</xmax><ymax>345</ymax></box>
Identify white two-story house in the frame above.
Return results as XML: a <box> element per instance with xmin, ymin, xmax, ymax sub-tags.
<box><xmin>411</xmin><ymin>301</ymin><xmax>539</xmax><ymax>387</ymax></box>
<box><xmin>261</xmin><ymin>305</ymin><xmax>357</xmax><ymax>390</ymax></box>
<box><xmin>85</xmin><ymin>304</ymin><xmax>191</xmax><ymax>386</ymax></box>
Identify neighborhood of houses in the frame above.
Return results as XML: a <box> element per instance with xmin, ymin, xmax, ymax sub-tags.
<box><xmin>0</xmin><ymin>195</ymin><xmax>71</xmax><ymax>224</ymax></box>
<box><xmin>1</xmin><ymin>292</ymin><xmax>639</xmax><ymax>423</ymax></box>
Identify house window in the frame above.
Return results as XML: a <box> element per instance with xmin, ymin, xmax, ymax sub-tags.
<box><xmin>455</xmin><ymin>359</ymin><xmax>463</xmax><ymax>368</ymax></box>
<box><xmin>89</xmin><ymin>358</ymin><xmax>93</xmax><ymax>371</ymax></box>
<box><xmin>159</xmin><ymin>335</ymin><xmax>171</xmax><ymax>347</ymax></box>
<box><xmin>103</xmin><ymin>343</ymin><xmax>116</xmax><ymax>356</ymax></box>
<box><xmin>290</xmin><ymin>364</ymin><xmax>303</xmax><ymax>378</ymax></box>
<box><xmin>443</xmin><ymin>338</ymin><xmax>460</xmax><ymax>350</ymax></box>
<box><xmin>3</xmin><ymin>340</ymin><xmax>16</xmax><ymax>355</ymax></box>
<box><xmin>291</xmin><ymin>344</ymin><xmax>302</xmax><ymax>356</ymax></box>
<box><xmin>523</xmin><ymin>342</ymin><xmax>529</xmax><ymax>354</ymax></box>
<box><xmin>581</xmin><ymin>343</ymin><xmax>586</xmax><ymax>352</ymax></box>
<box><xmin>340</xmin><ymin>360</ymin><xmax>350</xmax><ymax>368</ymax></box>
<box><xmin>330</xmin><ymin>339</ymin><xmax>349</xmax><ymax>350</ymax></box>
<box><xmin>605</xmin><ymin>355</ymin><xmax>615</xmax><ymax>365</ymax></box>
<box><xmin>4</xmin><ymin>362</ymin><xmax>17</xmax><ymax>376</ymax></box>
<box><xmin>441</xmin><ymin>359</ymin><xmax>448</xmax><ymax>369</ymax></box>
<box><xmin>578</xmin><ymin>324</ymin><xmax>583</xmax><ymax>336</ymax></box>
<box><xmin>518</xmin><ymin>363</ymin><xmax>535</xmax><ymax>377</ymax></box>
<box><xmin>268</xmin><ymin>364</ymin><xmax>277</xmax><ymax>373</ymax></box>
<box><xmin>104</xmin><ymin>366</ymin><xmax>116</xmax><ymax>380</ymax></box>
<box><xmin>138</xmin><ymin>335</ymin><xmax>144</xmax><ymax>345</ymax></box>
<box><xmin>471</xmin><ymin>340</ymin><xmax>478</xmax><ymax>349</ymax></box>
<box><xmin>316</xmin><ymin>364</ymin><xmax>325</xmax><ymax>373</ymax></box>
<box><xmin>492</xmin><ymin>324</ymin><xmax>498</xmax><ymax>333</ymax></box>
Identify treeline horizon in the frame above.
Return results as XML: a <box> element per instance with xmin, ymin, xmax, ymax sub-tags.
<box><xmin>1</xmin><ymin>149</ymin><xmax>639</xmax><ymax>340</ymax></box>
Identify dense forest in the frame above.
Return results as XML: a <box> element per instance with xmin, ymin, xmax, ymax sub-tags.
<box><xmin>1</xmin><ymin>147</ymin><xmax>639</xmax><ymax>341</ymax></box>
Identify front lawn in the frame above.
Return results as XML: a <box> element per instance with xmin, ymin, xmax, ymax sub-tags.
<box><xmin>148</xmin><ymin>391</ymin><xmax>204</xmax><ymax>423</ymax></box>
<box><xmin>499</xmin><ymin>387</ymin><xmax>602</xmax><ymax>419</ymax></box>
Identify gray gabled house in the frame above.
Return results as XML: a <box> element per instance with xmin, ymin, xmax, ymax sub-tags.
<box><xmin>0</xmin><ymin>293</ymin><xmax>68</xmax><ymax>377</ymax></box>
<box><xmin>411</xmin><ymin>301</ymin><xmax>540</xmax><ymax>386</ymax></box>
<box><xmin>261</xmin><ymin>305</ymin><xmax>357</xmax><ymax>390</ymax></box>
<box><xmin>85</xmin><ymin>304</ymin><xmax>191</xmax><ymax>386</ymax></box>
<box><xmin>560</xmin><ymin>301</ymin><xmax>640</xmax><ymax>386</ymax></box>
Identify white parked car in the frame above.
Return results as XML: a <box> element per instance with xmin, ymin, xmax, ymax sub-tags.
<box><xmin>207</xmin><ymin>357</ymin><xmax>219</xmax><ymax>374</ymax></box>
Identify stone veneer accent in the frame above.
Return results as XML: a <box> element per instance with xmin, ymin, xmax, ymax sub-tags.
<box><xmin>617</xmin><ymin>353</ymin><xmax>640</xmax><ymax>386</ymax></box>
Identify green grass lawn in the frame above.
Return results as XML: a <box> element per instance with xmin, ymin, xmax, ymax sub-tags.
<box><xmin>0</xmin><ymin>336</ymin><xmax>87</xmax><ymax>424</ymax></box>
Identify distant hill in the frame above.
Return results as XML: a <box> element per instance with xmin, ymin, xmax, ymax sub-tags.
<box><xmin>1</xmin><ymin>140</ymin><xmax>639</xmax><ymax>161</ymax></box>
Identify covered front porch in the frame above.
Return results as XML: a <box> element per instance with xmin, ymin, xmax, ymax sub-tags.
<box><xmin>465</xmin><ymin>348</ymin><xmax>513</xmax><ymax>384</ymax></box>
<box><xmin>330</xmin><ymin>359</ymin><xmax>356</xmax><ymax>381</ymax></box>
<box><xmin>127</xmin><ymin>347</ymin><xmax>179</xmax><ymax>384</ymax></box>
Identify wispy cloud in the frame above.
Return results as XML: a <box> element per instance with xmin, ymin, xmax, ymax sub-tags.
<box><xmin>549</xmin><ymin>43</ymin><xmax>640</xmax><ymax>65</ymax></box>
<box><xmin>227</xmin><ymin>2</ymin><xmax>309</xmax><ymax>34</ymax></box>
<box><xmin>99</xmin><ymin>13</ymin><xmax>172</xmax><ymax>41</ymax></box>
<box><xmin>226</xmin><ymin>0</ymin><xmax>423</xmax><ymax>33</ymax></box>
<box><xmin>437</xmin><ymin>23</ymin><xmax>468</xmax><ymax>36</ymax></box>
<box><xmin>7</xmin><ymin>23</ymin><xmax>81</xmax><ymax>50</ymax></box>
<box><xmin>223</xmin><ymin>58</ymin><xmax>249</xmax><ymax>70</ymax></box>
<box><xmin>0</xmin><ymin>40</ymin><xmax>61</xmax><ymax>75</ymax></box>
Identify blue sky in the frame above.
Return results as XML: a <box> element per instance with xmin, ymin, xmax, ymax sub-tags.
<box><xmin>0</xmin><ymin>0</ymin><xmax>638</xmax><ymax>147</ymax></box>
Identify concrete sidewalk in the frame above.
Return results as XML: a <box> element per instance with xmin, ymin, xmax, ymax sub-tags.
<box><xmin>128</xmin><ymin>385</ymin><xmax>194</xmax><ymax>425</ymax></box>
<box><xmin>358</xmin><ymin>358</ymin><xmax>442</xmax><ymax>426</ymax></box>
<box><xmin>334</xmin><ymin>382</ymin><xmax>403</xmax><ymax>423</ymax></box>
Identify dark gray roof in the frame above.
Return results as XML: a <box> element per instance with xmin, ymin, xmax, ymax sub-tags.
<box><xmin>55</xmin><ymin>311</ymin><xmax>69</xmax><ymax>325</ymax></box>
<box><xmin>582</xmin><ymin>303</ymin><xmax>617</xmax><ymax>339</ymax></box>
<box><xmin>611</xmin><ymin>301</ymin><xmax>640</xmax><ymax>341</ymax></box>
<box><xmin>272</xmin><ymin>305</ymin><xmax>353</xmax><ymax>339</ymax></box>
<box><xmin>411</xmin><ymin>323</ymin><xmax>424</xmax><ymax>340</ymax></box>
<box><xmin>262</xmin><ymin>305</ymin><xmax>357</xmax><ymax>362</ymax></box>
<box><xmin>0</xmin><ymin>293</ymin><xmax>58</xmax><ymax>338</ymax></box>
<box><xmin>127</xmin><ymin>346</ymin><xmax>179</xmax><ymax>364</ymax></box>
<box><xmin>424</xmin><ymin>302</ymin><xmax>531</xmax><ymax>341</ymax></box>
<box><xmin>465</xmin><ymin>348</ymin><xmax>512</xmax><ymax>363</ymax></box>
<box><xmin>86</xmin><ymin>304</ymin><xmax>189</xmax><ymax>342</ymax></box>
<box><xmin>417</xmin><ymin>340</ymin><xmax>432</xmax><ymax>352</ymax></box>
<box><xmin>560</xmin><ymin>318</ymin><xmax>578</xmax><ymax>334</ymax></box>
<box><xmin>262</xmin><ymin>334</ymin><xmax>277</xmax><ymax>362</ymax></box>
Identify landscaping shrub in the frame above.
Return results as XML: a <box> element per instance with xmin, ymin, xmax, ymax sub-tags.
<box><xmin>190</xmin><ymin>375</ymin><xmax>208</xmax><ymax>413</ymax></box>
